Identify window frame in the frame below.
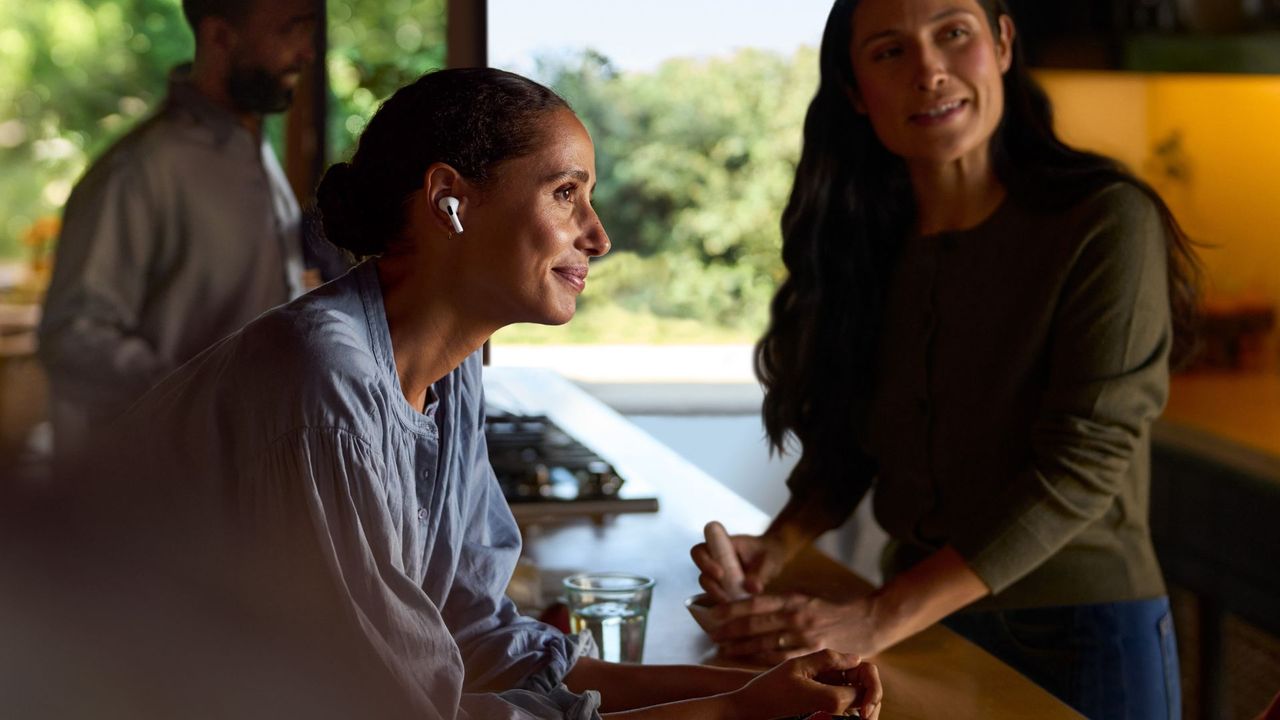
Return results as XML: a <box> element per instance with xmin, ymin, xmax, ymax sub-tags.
<box><xmin>283</xmin><ymin>0</ymin><xmax>487</xmax><ymax>200</ymax></box>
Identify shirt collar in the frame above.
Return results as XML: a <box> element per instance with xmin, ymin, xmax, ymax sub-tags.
<box><xmin>354</xmin><ymin>260</ymin><xmax>443</xmax><ymax>433</ymax></box>
<box><xmin>164</xmin><ymin>63</ymin><xmax>253</xmax><ymax>148</ymax></box>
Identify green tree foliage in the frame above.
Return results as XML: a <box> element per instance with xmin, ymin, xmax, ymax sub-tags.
<box><xmin>0</xmin><ymin>0</ymin><xmax>447</xmax><ymax>260</ymax></box>
<box><xmin>497</xmin><ymin>47</ymin><xmax>818</xmax><ymax>344</ymax></box>
<box><xmin>327</xmin><ymin>0</ymin><xmax>445</xmax><ymax>162</ymax></box>
<box><xmin>5</xmin><ymin>2</ymin><xmax>817</xmax><ymax>345</ymax></box>
<box><xmin>0</xmin><ymin>0</ymin><xmax>191</xmax><ymax>259</ymax></box>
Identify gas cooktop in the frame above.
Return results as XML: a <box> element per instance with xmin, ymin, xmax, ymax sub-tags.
<box><xmin>485</xmin><ymin>412</ymin><xmax>659</xmax><ymax>521</ymax></box>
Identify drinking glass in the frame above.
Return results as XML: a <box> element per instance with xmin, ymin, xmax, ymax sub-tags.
<box><xmin>562</xmin><ymin>572</ymin><xmax>655</xmax><ymax>663</ymax></box>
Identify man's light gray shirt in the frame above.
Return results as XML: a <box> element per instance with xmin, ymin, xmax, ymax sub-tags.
<box><xmin>38</xmin><ymin>65</ymin><xmax>305</xmax><ymax>454</ymax></box>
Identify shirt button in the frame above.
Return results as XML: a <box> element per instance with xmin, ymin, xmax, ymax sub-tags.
<box><xmin>418</xmin><ymin>508</ymin><xmax>428</xmax><ymax>520</ymax></box>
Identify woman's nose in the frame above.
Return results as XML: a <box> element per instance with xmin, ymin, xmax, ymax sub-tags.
<box><xmin>913</xmin><ymin>44</ymin><xmax>948</xmax><ymax>92</ymax></box>
<box><xmin>585</xmin><ymin>223</ymin><xmax>611</xmax><ymax>258</ymax></box>
<box><xmin>580</xmin><ymin>208</ymin><xmax>611</xmax><ymax>258</ymax></box>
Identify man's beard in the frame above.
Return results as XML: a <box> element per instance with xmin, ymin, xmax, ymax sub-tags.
<box><xmin>226</xmin><ymin>62</ymin><xmax>297</xmax><ymax>114</ymax></box>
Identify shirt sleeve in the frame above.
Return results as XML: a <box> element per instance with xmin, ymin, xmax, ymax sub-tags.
<box><xmin>245</xmin><ymin>427</ymin><xmax>601</xmax><ymax>720</ymax></box>
<box><xmin>442</xmin><ymin>373</ymin><xmax>595</xmax><ymax>697</ymax></box>
<box><xmin>37</xmin><ymin>154</ymin><xmax>171</xmax><ymax>408</ymax></box>
<box><xmin>955</xmin><ymin>185</ymin><xmax>1172</xmax><ymax>593</ymax></box>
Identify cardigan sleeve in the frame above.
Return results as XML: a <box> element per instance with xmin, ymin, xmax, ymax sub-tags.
<box><xmin>954</xmin><ymin>184</ymin><xmax>1171</xmax><ymax>593</ymax></box>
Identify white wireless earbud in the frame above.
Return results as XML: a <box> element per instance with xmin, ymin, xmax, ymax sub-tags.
<box><xmin>437</xmin><ymin>196</ymin><xmax>464</xmax><ymax>234</ymax></box>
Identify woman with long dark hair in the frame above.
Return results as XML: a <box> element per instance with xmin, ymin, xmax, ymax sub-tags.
<box><xmin>106</xmin><ymin>68</ymin><xmax>882</xmax><ymax>720</ymax></box>
<box><xmin>692</xmin><ymin>1</ymin><xmax>1196</xmax><ymax>717</ymax></box>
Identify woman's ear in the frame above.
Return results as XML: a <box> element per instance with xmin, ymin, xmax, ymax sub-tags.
<box><xmin>996</xmin><ymin>15</ymin><xmax>1016</xmax><ymax>74</ymax></box>
<box><xmin>422</xmin><ymin>163</ymin><xmax>470</xmax><ymax>235</ymax></box>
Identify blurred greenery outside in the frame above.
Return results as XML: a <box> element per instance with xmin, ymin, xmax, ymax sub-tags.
<box><xmin>1</xmin><ymin>0</ymin><xmax>818</xmax><ymax>344</ymax></box>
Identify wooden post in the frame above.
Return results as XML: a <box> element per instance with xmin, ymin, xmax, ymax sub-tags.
<box><xmin>446</xmin><ymin>0</ymin><xmax>488</xmax><ymax>68</ymax></box>
<box><xmin>284</xmin><ymin>0</ymin><xmax>328</xmax><ymax>204</ymax></box>
<box><xmin>449</xmin><ymin>0</ymin><xmax>489</xmax><ymax>362</ymax></box>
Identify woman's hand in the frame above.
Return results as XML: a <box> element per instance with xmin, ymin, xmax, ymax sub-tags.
<box><xmin>711</xmin><ymin>593</ymin><xmax>883</xmax><ymax>664</ymax></box>
<box><xmin>728</xmin><ymin>650</ymin><xmax>882</xmax><ymax>720</ymax></box>
<box><xmin>710</xmin><ymin>547</ymin><xmax>991</xmax><ymax>666</ymax></box>
<box><xmin>691</xmin><ymin>531</ymin><xmax>795</xmax><ymax>603</ymax></box>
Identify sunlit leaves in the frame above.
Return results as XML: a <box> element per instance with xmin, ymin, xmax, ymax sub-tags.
<box><xmin>0</xmin><ymin>0</ymin><xmax>189</xmax><ymax>258</ymax></box>
<box><xmin>326</xmin><ymin>0</ymin><xmax>445</xmax><ymax>161</ymax></box>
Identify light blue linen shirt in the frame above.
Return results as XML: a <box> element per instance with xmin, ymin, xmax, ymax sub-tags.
<box><xmin>117</xmin><ymin>260</ymin><xmax>599</xmax><ymax>719</ymax></box>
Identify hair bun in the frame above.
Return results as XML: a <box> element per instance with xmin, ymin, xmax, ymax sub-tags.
<box><xmin>316</xmin><ymin>69</ymin><xmax>568</xmax><ymax>257</ymax></box>
<box><xmin>316</xmin><ymin>162</ymin><xmax>378</xmax><ymax>258</ymax></box>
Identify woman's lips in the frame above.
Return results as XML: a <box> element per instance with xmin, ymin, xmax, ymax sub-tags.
<box><xmin>552</xmin><ymin>266</ymin><xmax>588</xmax><ymax>292</ymax></box>
<box><xmin>909</xmin><ymin>98</ymin><xmax>968</xmax><ymax>126</ymax></box>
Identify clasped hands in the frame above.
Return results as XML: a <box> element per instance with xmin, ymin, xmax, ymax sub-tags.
<box><xmin>690</xmin><ymin>530</ymin><xmax>886</xmax><ymax>664</ymax></box>
<box><xmin>690</xmin><ymin>528</ymin><xmax>885</xmax><ymax>718</ymax></box>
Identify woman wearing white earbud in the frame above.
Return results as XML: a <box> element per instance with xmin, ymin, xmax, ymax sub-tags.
<box><xmin>111</xmin><ymin>68</ymin><xmax>881</xmax><ymax>720</ymax></box>
<box><xmin>438</xmin><ymin>195</ymin><xmax>464</xmax><ymax>234</ymax></box>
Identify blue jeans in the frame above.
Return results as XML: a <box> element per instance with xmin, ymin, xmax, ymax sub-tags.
<box><xmin>943</xmin><ymin>597</ymin><xmax>1182</xmax><ymax>719</ymax></box>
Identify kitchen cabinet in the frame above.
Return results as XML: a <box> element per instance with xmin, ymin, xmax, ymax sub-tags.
<box><xmin>1007</xmin><ymin>1</ymin><xmax>1280</xmax><ymax>74</ymax></box>
<box><xmin>1151</xmin><ymin>373</ymin><xmax>1280</xmax><ymax>720</ymax></box>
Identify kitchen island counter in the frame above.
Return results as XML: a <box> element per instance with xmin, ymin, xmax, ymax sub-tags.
<box><xmin>485</xmin><ymin>366</ymin><xmax>1082</xmax><ymax>720</ymax></box>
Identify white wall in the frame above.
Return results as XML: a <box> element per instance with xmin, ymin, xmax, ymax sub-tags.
<box><xmin>627</xmin><ymin>414</ymin><xmax>794</xmax><ymax>516</ymax></box>
<box><xmin>625</xmin><ymin>412</ymin><xmax>886</xmax><ymax>585</ymax></box>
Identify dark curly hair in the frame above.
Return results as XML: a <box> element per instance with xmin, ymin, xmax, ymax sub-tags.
<box><xmin>314</xmin><ymin>68</ymin><xmax>570</xmax><ymax>259</ymax></box>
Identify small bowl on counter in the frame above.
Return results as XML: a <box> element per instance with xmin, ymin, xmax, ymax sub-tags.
<box><xmin>685</xmin><ymin>592</ymin><xmax>727</xmax><ymax>635</ymax></box>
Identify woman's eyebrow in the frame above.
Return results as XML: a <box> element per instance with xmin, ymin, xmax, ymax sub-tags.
<box><xmin>540</xmin><ymin>168</ymin><xmax>592</xmax><ymax>184</ymax></box>
<box><xmin>857</xmin><ymin>7</ymin><xmax>975</xmax><ymax>49</ymax></box>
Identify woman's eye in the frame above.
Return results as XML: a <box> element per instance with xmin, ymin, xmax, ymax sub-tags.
<box><xmin>872</xmin><ymin>45</ymin><xmax>902</xmax><ymax>61</ymax></box>
<box><xmin>555</xmin><ymin>185</ymin><xmax>575</xmax><ymax>202</ymax></box>
<box><xmin>943</xmin><ymin>26</ymin><xmax>971</xmax><ymax>41</ymax></box>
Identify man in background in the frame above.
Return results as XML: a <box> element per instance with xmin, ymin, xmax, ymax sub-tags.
<box><xmin>39</xmin><ymin>0</ymin><xmax>331</xmax><ymax>469</ymax></box>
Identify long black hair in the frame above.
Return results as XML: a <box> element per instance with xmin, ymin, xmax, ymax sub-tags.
<box><xmin>755</xmin><ymin>0</ymin><xmax>1200</xmax><ymax>471</ymax></box>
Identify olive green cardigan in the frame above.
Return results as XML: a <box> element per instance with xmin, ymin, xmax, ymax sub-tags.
<box><xmin>795</xmin><ymin>181</ymin><xmax>1171</xmax><ymax>609</ymax></box>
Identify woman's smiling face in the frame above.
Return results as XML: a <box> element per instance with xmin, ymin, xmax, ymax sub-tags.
<box><xmin>461</xmin><ymin>108</ymin><xmax>611</xmax><ymax>327</ymax></box>
<box><xmin>848</xmin><ymin>0</ymin><xmax>1014</xmax><ymax>170</ymax></box>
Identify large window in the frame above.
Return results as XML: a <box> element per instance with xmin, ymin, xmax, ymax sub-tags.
<box><xmin>486</xmin><ymin>1</ymin><xmax>832</xmax><ymax>383</ymax></box>
<box><xmin>2</xmin><ymin>0</ymin><xmax>834</xmax><ymax>367</ymax></box>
